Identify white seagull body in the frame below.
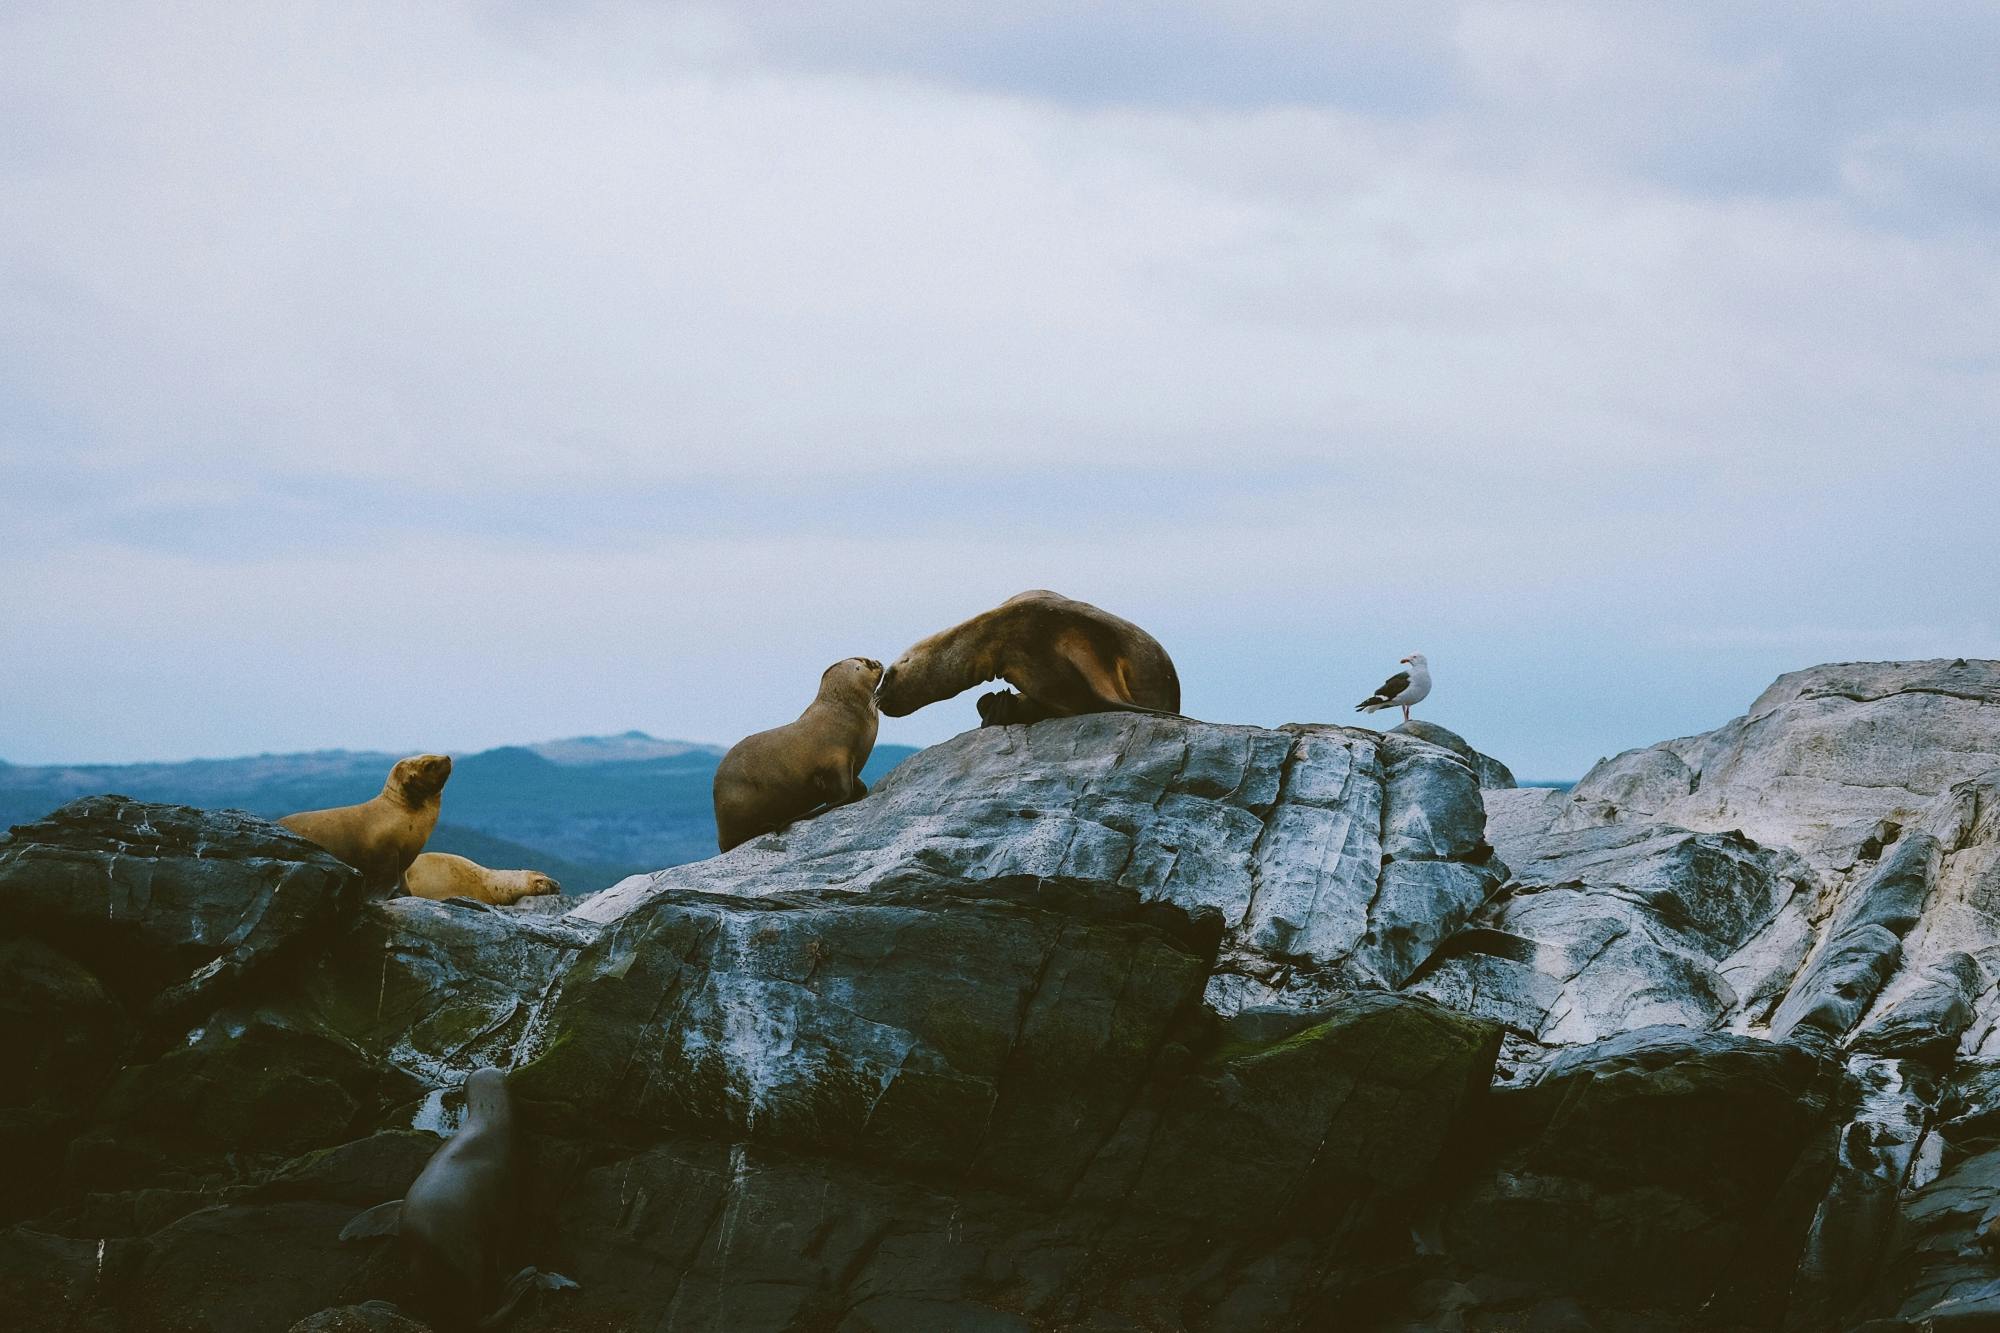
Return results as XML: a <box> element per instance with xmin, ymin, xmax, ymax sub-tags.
<box><xmin>1356</xmin><ymin>653</ymin><xmax>1431</xmax><ymax>723</ymax></box>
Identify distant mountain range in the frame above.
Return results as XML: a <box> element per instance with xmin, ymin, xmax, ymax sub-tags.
<box><xmin>0</xmin><ymin>731</ymin><xmax>919</xmax><ymax>893</ymax></box>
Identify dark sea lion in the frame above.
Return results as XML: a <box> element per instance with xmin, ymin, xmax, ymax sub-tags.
<box><xmin>713</xmin><ymin>657</ymin><xmax>881</xmax><ymax>853</ymax></box>
<box><xmin>279</xmin><ymin>754</ymin><xmax>452</xmax><ymax>893</ymax></box>
<box><xmin>405</xmin><ymin>853</ymin><xmax>559</xmax><ymax>906</ymax></box>
<box><xmin>339</xmin><ymin>1068</ymin><xmax>575</xmax><ymax>1328</ymax></box>
<box><xmin>875</xmin><ymin>589</ymin><xmax>1181</xmax><ymax>726</ymax></box>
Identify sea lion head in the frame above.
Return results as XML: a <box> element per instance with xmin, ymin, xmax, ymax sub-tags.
<box><xmin>524</xmin><ymin>872</ymin><xmax>561</xmax><ymax>897</ymax></box>
<box><xmin>821</xmin><ymin>657</ymin><xmax>884</xmax><ymax>705</ymax></box>
<box><xmin>389</xmin><ymin>753</ymin><xmax>453</xmax><ymax>803</ymax></box>
<box><xmin>874</xmin><ymin>648</ymin><xmax>930</xmax><ymax>717</ymax></box>
<box><xmin>462</xmin><ymin>1066</ymin><xmax>512</xmax><ymax>1125</ymax></box>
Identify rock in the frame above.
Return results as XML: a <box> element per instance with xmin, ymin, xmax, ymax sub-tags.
<box><xmin>290</xmin><ymin>1305</ymin><xmax>432</xmax><ymax>1333</ymax></box>
<box><xmin>1434</xmin><ymin>1027</ymin><xmax>1847</xmax><ymax>1325</ymax></box>
<box><xmin>1390</xmin><ymin>719</ymin><xmax>1517</xmax><ymax>789</ymax></box>
<box><xmin>575</xmin><ymin>715</ymin><xmax>1504</xmax><ymax>1010</ymax></box>
<box><xmin>1860</xmin><ymin>1059</ymin><xmax>2000</xmax><ymax>1328</ymax></box>
<box><xmin>0</xmin><ymin>938</ymin><xmax>125</xmax><ymax>1221</ymax></box>
<box><xmin>508</xmin><ymin>878</ymin><xmax>1220</xmax><ymax>1185</ymax></box>
<box><xmin>1548</xmin><ymin>744</ymin><xmax>1695</xmax><ymax>832</ymax></box>
<box><xmin>1408</xmin><ymin>823</ymin><xmax>1815</xmax><ymax>1044</ymax></box>
<box><xmin>526</xmin><ymin>989</ymin><xmax>1499</xmax><ymax>1331</ymax></box>
<box><xmin>1850</xmin><ymin>951</ymin><xmax>1981</xmax><ymax>1057</ymax></box>
<box><xmin>1551</xmin><ymin>659</ymin><xmax>2000</xmax><ymax>865</ymax></box>
<box><xmin>1479</xmin><ymin>784</ymin><xmax>1566</xmax><ymax>868</ymax></box>
<box><xmin>0</xmin><ymin>795</ymin><xmax>365</xmax><ymax>1025</ymax></box>
<box><xmin>1769</xmin><ymin>832</ymin><xmax>1942</xmax><ymax>1041</ymax></box>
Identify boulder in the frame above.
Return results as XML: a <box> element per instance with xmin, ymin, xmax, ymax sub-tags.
<box><xmin>1435</xmin><ymin>1027</ymin><xmax>1846</xmax><ymax>1325</ymax></box>
<box><xmin>1408</xmin><ymin>823</ymin><xmax>1816</xmax><ymax>1043</ymax></box>
<box><xmin>1547</xmin><ymin>659</ymin><xmax>2000</xmax><ymax>865</ymax></box>
<box><xmin>577</xmin><ymin>715</ymin><xmax>1505</xmax><ymax>1011</ymax></box>
<box><xmin>1390</xmin><ymin>718</ymin><xmax>1517</xmax><ymax>790</ymax></box>
<box><xmin>0</xmin><ymin>795</ymin><xmax>365</xmax><ymax>1024</ymax></box>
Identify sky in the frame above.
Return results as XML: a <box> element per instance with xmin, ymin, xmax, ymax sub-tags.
<box><xmin>3</xmin><ymin>2</ymin><xmax>1997</xmax><ymax>780</ymax></box>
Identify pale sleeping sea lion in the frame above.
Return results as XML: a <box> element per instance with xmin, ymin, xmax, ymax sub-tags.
<box><xmin>339</xmin><ymin>1068</ymin><xmax>576</xmax><ymax>1328</ymax></box>
<box><xmin>405</xmin><ymin>853</ymin><xmax>560</xmax><ymax>906</ymax></box>
<box><xmin>713</xmin><ymin>657</ymin><xmax>882</xmax><ymax>853</ymax></box>
<box><xmin>875</xmin><ymin>589</ymin><xmax>1181</xmax><ymax>727</ymax></box>
<box><xmin>279</xmin><ymin>754</ymin><xmax>452</xmax><ymax>893</ymax></box>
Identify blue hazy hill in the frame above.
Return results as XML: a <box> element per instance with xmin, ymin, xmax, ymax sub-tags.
<box><xmin>0</xmin><ymin>731</ymin><xmax>919</xmax><ymax>893</ymax></box>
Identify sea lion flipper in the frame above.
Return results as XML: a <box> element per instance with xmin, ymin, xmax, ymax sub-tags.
<box><xmin>338</xmin><ymin>1199</ymin><xmax>405</xmax><ymax>1241</ymax></box>
<box><xmin>478</xmin><ymin>1266</ymin><xmax>582</xmax><ymax>1327</ymax></box>
<box><xmin>1053</xmin><ymin>633</ymin><xmax>1182</xmax><ymax>718</ymax></box>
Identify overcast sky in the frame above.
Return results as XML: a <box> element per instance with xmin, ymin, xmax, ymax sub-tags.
<box><xmin>4</xmin><ymin>2</ymin><xmax>1997</xmax><ymax>779</ymax></box>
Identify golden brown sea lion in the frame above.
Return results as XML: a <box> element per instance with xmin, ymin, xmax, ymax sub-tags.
<box><xmin>405</xmin><ymin>853</ymin><xmax>559</xmax><ymax>906</ymax></box>
<box><xmin>279</xmin><ymin>754</ymin><xmax>452</xmax><ymax>893</ymax></box>
<box><xmin>339</xmin><ymin>1067</ymin><xmax>577</xmax><ymax>1327</ymax></box>
<box><xmin>713</xmin><ymin>657</ymin><xmax>882</xmax><ymax>853</ymax></box>
<box><xmin>875</xmin><ymin>589</ymin><xmax>1180</xmax><ymax>726</ymax></box>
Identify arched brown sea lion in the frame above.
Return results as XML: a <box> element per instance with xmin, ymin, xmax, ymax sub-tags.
<box><xmin>875</xmin><ymin>589</ymin><xmax>1180</xmax><ymax>726</ymax></box>
<box><xmin>405</xmin><ymin>853</ymin><xmax>560</xmax><ymax>906</ymax></box>
<box><xmin>713</xmin><ymin>657</ymin><xmax>882</xmax><ymax>853</ymax></box>
<box><xmin>279</xmin><ymin>754</ymin><xmax>452</xmax><ymax>893</ymax></box>
<box><xmin>339</xmin><ymin>1068</ymin><xmax>576</xmax><ymax>1328</ymax></box>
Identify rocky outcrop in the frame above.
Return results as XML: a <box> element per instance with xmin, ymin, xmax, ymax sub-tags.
<box><xmin>14</xmin><ymin>665</ymin><xmax>2000</xmax><ymax>1330</ymax></box>
<box><xmin>1409</xmin><ymin>822</ymin><xmax>1818</xmax><ymax>1043</ymax></box>
<box><xmin>0</xmin><ymin>781</ymin><xmax>1501</xmax><ymax>1331</ymax></box>
<box><xmin>1549</xmin><ymin>658</ymin><xmax>2000</xmax><ymax>866</ymax></box>
<box><xmin>583</xmin><ymin>715</ymin><xmax>1506</xmax><ymax>1013</ymax></box>
<box><xmin>1390</xmin><ymin>718</ymin><xmax>1518</xmax><ymax>790</ymax></box>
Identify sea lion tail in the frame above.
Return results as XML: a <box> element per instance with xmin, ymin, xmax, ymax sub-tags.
<box><xmin>338</xmin><ymin>1199</ymin><xmax>405</xmax><ymax>1241</ymax></box>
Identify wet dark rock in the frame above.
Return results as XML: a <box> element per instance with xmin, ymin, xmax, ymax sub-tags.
<box><xmin>0</xmin><ymin>794</ymin><xmax>365</xmax><ymax>1026</ymax></box>
<box><xmin>1437</xmin><ymin>1028</ymin><xmax>1846</xmax><ymax>1325</ymax></box>
<box><xmin>291</xmin><ymin>1305</ymin><xmax>434</xmax><ymax>1333</ymax></box>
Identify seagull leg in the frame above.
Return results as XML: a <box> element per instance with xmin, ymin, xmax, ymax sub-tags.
<box><xmin>1402</xmin><ymin>705</ymin><xmax>1411</xmax><ymax>722</ymax></box>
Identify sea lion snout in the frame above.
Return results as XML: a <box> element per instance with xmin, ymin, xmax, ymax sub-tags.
<box><xmin>875</xmin><ymin>661</ymin><xmax>915</xmax><ymax>716</ymax></box>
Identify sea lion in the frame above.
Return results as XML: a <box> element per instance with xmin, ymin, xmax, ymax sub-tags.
<box><xmin>713</xmin><ymin>657</ymin><xmax>882</xmax><ymax>853</ymax></box>
<box><xmin>405</xmin><ymin>853</ymin><xmax>560</xmax><ymax>906</ymax></box>
<box><xmin>875</xmin><ymin>589</ymin><xmax>1180</xmax><ymax>726</ymax></box>
<box><xmin>279</xmin><ymin>754</ymin><xmax>452</xmax><ymax>893</ymax></box>
<box><xmin>339</xmin><ymin>1068</ymin><xmax>576</xmax><ymax>1328</ymax></box>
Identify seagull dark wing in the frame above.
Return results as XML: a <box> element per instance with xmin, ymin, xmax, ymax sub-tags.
<box><xmin>1356</xmin><ymin>670</ymin><xmax>1411</xmax><ymax>710</ymax></box>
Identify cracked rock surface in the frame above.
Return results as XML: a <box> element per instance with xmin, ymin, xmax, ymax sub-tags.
<box><xmin>11</xmin><ymin>664</ymin><xmax>2000</xmax><ymax>1329</ymax></box>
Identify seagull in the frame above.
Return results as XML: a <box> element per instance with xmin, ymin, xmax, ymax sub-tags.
<box><xmin>1355</xmin><ymin>653</ymin><xmax>1431</xmax><ymax>723</ymax></box>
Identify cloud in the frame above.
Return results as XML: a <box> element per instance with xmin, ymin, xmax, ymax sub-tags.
<box><xmin>1</xmin><ymin>2</ymin><xmax>1995</xmax><ymax>778</ymax></box>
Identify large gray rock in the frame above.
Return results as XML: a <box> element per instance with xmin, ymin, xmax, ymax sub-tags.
<box><xmin>1548</xmin><ymin>742</ymin><xmax>1695</xmax><ymax>832</ymax></box>
<box><xmin>1480</xmin><ymin>783</ymin><xmax>1566</xmax><ymax>867</ymax></box>
<box><xmin>1553</xmin><ymin>659</ymin><xmax>2000</xmax><ymax>865</ymax></box>
<box><xmin>1390</xmin><ymin>718</ymin><xmax>1517</xmax><ymax>789</ymax></box>
<box><xmin>576</xmin><ymin>714</ymin><xmax>1505</xmax><ymax>1011</ymax></box>
<box><xmin>1408</xmin><ymin>823</ymin><xmax>1816</xmax><ymax>1043</ymax></box>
